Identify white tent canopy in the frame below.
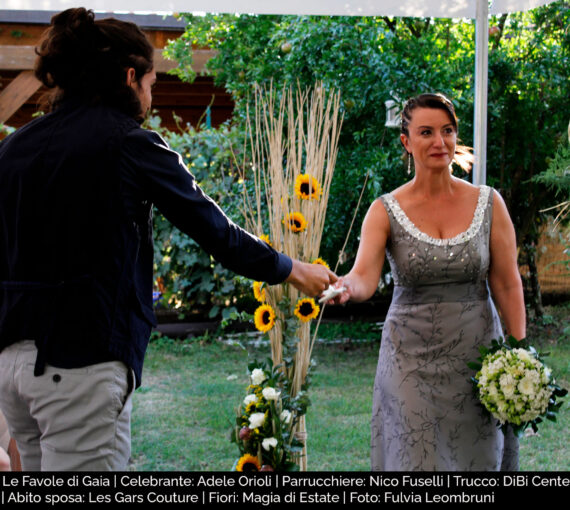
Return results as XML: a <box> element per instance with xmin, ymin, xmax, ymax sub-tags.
<box><xmin>2</xmin><ymin>1</ymin><xmax>554</xmax><ymax>17</ymax></box>
<box><xmin>2</xmin><ymin>0</ymin><xmax>557</xmax><ymax>185</ymax></box>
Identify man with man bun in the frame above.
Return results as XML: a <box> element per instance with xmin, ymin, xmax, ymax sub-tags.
<box><xmin>0</xmin><ymin>8</ymin><xmax>336</xmax><ymax>471</ymax></box>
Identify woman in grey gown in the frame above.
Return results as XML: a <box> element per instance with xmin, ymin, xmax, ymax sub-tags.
<box><xmin>325</xmin><ymin>93</ymin><xmax>525</xmax><ymax>471</ymax></box>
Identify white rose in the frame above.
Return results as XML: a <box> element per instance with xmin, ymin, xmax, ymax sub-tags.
<box><xmin>251</xmin><ymin>368</ymin><xmax>267</xmax><ymax>385</ymax></box>
<box><xmin>280</xmin><ymin>410</ymin><xmax>292</xmax><ymax>424</ymax></box>
<box><xmin>537</xmin><ymin>389</ymin><xmax>552</xmax><ymax>411</ymax></box>
<box><xmin>262</xmin><ymin>437</ymin><xmax>278</xmax><ymax>451</ymax></box>
<box><xmin>248</xmin><ymin>412</ymin><xmax>266</xmax><ymax>429</ymax></box>
<box><xmin>243</xmin><ymin>394</ymin><xmax>258</xmax><ymax>406</ymax></box>
<box><xmin>489</xmin><ymin>359</ymin><xmax>504</xmax><ymax>374</ymax></box>
<box><xmin>262</xmin><ymin>387</ymin><xmax>280</xmax><ymax>401</ymax></box>
<box><xmin>518</xmin><ymin>376</ymin><xmax>536</xmax><ymax>396</ymax></box>
<box><xmin>515</xmin><ymin>348</ymin><xmax>532</xmax><ymax>363</ymax></box>
<box><xmin>500</xmin><ymin>374</ymin><xmax>515</xmax><ymax>398</ymax></box>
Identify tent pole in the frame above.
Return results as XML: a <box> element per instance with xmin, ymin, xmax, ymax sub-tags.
<box><xmin>473</xmin><ymin>0</ymin><xmax>489</xmax><ymax>186</ymax></box>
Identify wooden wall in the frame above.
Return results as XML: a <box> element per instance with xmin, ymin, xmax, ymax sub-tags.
<box><xmin>0</xmin><ymin>14</ymin><xmax>234</xmax><ymax>132</ymax></box>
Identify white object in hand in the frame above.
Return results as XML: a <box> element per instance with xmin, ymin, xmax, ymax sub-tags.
<box><xmin>319</xmin><ymin>285</ymin><xmax>347</xmax><ymax>303</ymax></box>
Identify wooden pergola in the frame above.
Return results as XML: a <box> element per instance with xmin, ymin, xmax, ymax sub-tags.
<box><xmin>0</xmin><ymin>10</ymin><xmax>234</xmax><ymax>132</ymax></box>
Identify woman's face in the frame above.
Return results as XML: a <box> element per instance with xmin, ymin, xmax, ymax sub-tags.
<box><xmin>400</xmin><ymin>107</ymin><xmax>457</xmax><ymax>173</ymax></box>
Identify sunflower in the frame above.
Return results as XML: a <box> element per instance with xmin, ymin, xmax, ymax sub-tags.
<box><xmin>236</xmin><ymin>453</ymin><xmax>261</xmax><ymax>472</ymax></box>
<box><xmin>253</xmin><ymin>281</ymin><xmax>266</xmax><ymax>303</ymax></box>
<box><xmin>294</xmin><ymin>174</ymin><xmax>322</xmax><ymax>200</ymax></box>
<box><xmin>259</xmin><ymin>234</ymin><xmax>272</xmax><ymax>246</ymax></box>
<box><xmin>312</xmin><ymin>257</ymin><xmax>330</xmax><ymax>269</ymax></box>
<box><xmin>254</xmin><ymin>304</ymin><xmax>276</xmax><ymax>333</ymax></box>
<box><xmin>283</xmin><ymin>212</ymin><xmax>307</xmax><ymax>233</ymax></box>
<box><xmin>294</xmin><ymin>298</ymin><xmax>320</xmax><ymax>322</ymax></box>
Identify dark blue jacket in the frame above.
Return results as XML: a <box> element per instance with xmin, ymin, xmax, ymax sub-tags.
<box><xmin>0</xmin><ymin>101</ymin><xmax>291</xmax><ymax>386</ymax></box>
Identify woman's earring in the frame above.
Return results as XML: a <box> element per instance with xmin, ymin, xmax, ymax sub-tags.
<box><xmin>407</xmin><ymin>153</ymin><xmax>412</xmax><ymax>175</ymax></box>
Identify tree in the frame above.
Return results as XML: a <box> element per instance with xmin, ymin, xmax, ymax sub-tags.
<box><xmin>485</xmin><ymin>2</ymin><xmax>570</xmax><ymax>317</ymax></box>
<box><xmin>166</xmin><ymin>15</ymin><xmax>475</xmax><ymax>269</ymax></box>
<box><xmin>164</xmin><ymin>2</ymin><xmax>569</xmax><ymax>316</ymax></box>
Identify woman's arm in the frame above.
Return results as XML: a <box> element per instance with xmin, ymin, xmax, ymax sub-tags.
<box><xmin>488</xmin><ymin>190</ymin><xmax>526</xmax><ymax>340</ymax></box>
<box><xmin>331</xmin><ymin>198</ymin><xmax>390</xmax><ymax>304</ymax></box>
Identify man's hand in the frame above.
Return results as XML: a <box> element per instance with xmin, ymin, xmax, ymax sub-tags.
<box><xmin>285</xmin><ymin>259</ymin><xmax>338</xmax><ymax>297</ymax></box>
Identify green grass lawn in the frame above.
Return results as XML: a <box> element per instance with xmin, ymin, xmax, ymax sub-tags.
<box><xmin>130</xmin><ymin>304</ymin><xmax>570</xmax><ymax>471</ymax></box>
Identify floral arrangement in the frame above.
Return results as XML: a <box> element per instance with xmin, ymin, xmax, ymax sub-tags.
<box><xmin>231</xmin><ymin>360</ymin><xmax>310</xmax><ymax>471</ymax></box>
<box><xmin>230</xmin><ymin>83</ymin><xmax>343</xmax><ymax>470</ymax></box>
<box><xmin>469</xmin><ymin>335</ymin><xmax>567</xmax><ymax>437</ymax></box>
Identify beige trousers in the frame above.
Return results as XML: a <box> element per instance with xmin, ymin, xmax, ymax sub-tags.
<box><xmin>0</xmin><ymin>341</ymin><xmax>133</xmax><ymax>471</ymax></box>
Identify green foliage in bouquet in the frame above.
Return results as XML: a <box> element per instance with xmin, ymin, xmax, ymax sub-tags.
<box><xmin>230</xmin><ymin>358</ymin><xmax>312</xmax><ymax>471</ymax></box>
<box><xmin>468</xmin><ymin>335</ymin><xmax>567</xmax><ymax>437</ymax></box>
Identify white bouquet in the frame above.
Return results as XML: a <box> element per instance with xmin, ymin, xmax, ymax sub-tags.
<box><xmin>469</xmin><ymin>336</ymin><xmax>567</xmax><ymax>436</ymax></box>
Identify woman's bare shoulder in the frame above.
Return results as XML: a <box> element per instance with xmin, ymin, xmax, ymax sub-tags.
<box><xmin>453</xmin><ymin>177</ymin><xmax>482</xmax><ymax>197</ymax></box>
<box><xmin>363</xmin><ymin>197</ymin><xmax>391</xmax><ymax>236</ymax></box>
<box><xmin>369</xmin><ymin>195</ymin><xmax>390</xmax><ymax>216</ymax></box>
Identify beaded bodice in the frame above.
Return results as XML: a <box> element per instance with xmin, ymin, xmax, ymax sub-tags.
<box><xmin>380</xmin><ymin>185</ymin><xmax>493</xmax><ymax>289</ymax></box>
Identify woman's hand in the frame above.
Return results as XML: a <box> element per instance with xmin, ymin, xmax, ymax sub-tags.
<box><xmin>320</xmin><ymin>277</ymin><xmax>352</xmax><ymax>305</ymax></box>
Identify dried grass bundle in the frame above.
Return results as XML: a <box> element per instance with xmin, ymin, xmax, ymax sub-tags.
<box><xmin>237</xmin><ymin>82</ymin><xmax>342</xmax><ymax>470</ymax></box>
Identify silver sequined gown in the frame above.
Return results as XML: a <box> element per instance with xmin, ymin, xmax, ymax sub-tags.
<box><xmin>371</xmin><ymin>185</ymin><xmax>519</xmax><ymax>471</ymax></box>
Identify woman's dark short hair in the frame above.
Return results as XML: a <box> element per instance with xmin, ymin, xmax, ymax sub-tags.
<box><xmin>35</xmin><ymin>7</ymin><xmax>154</xmax><ymax>120</ymax></box>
